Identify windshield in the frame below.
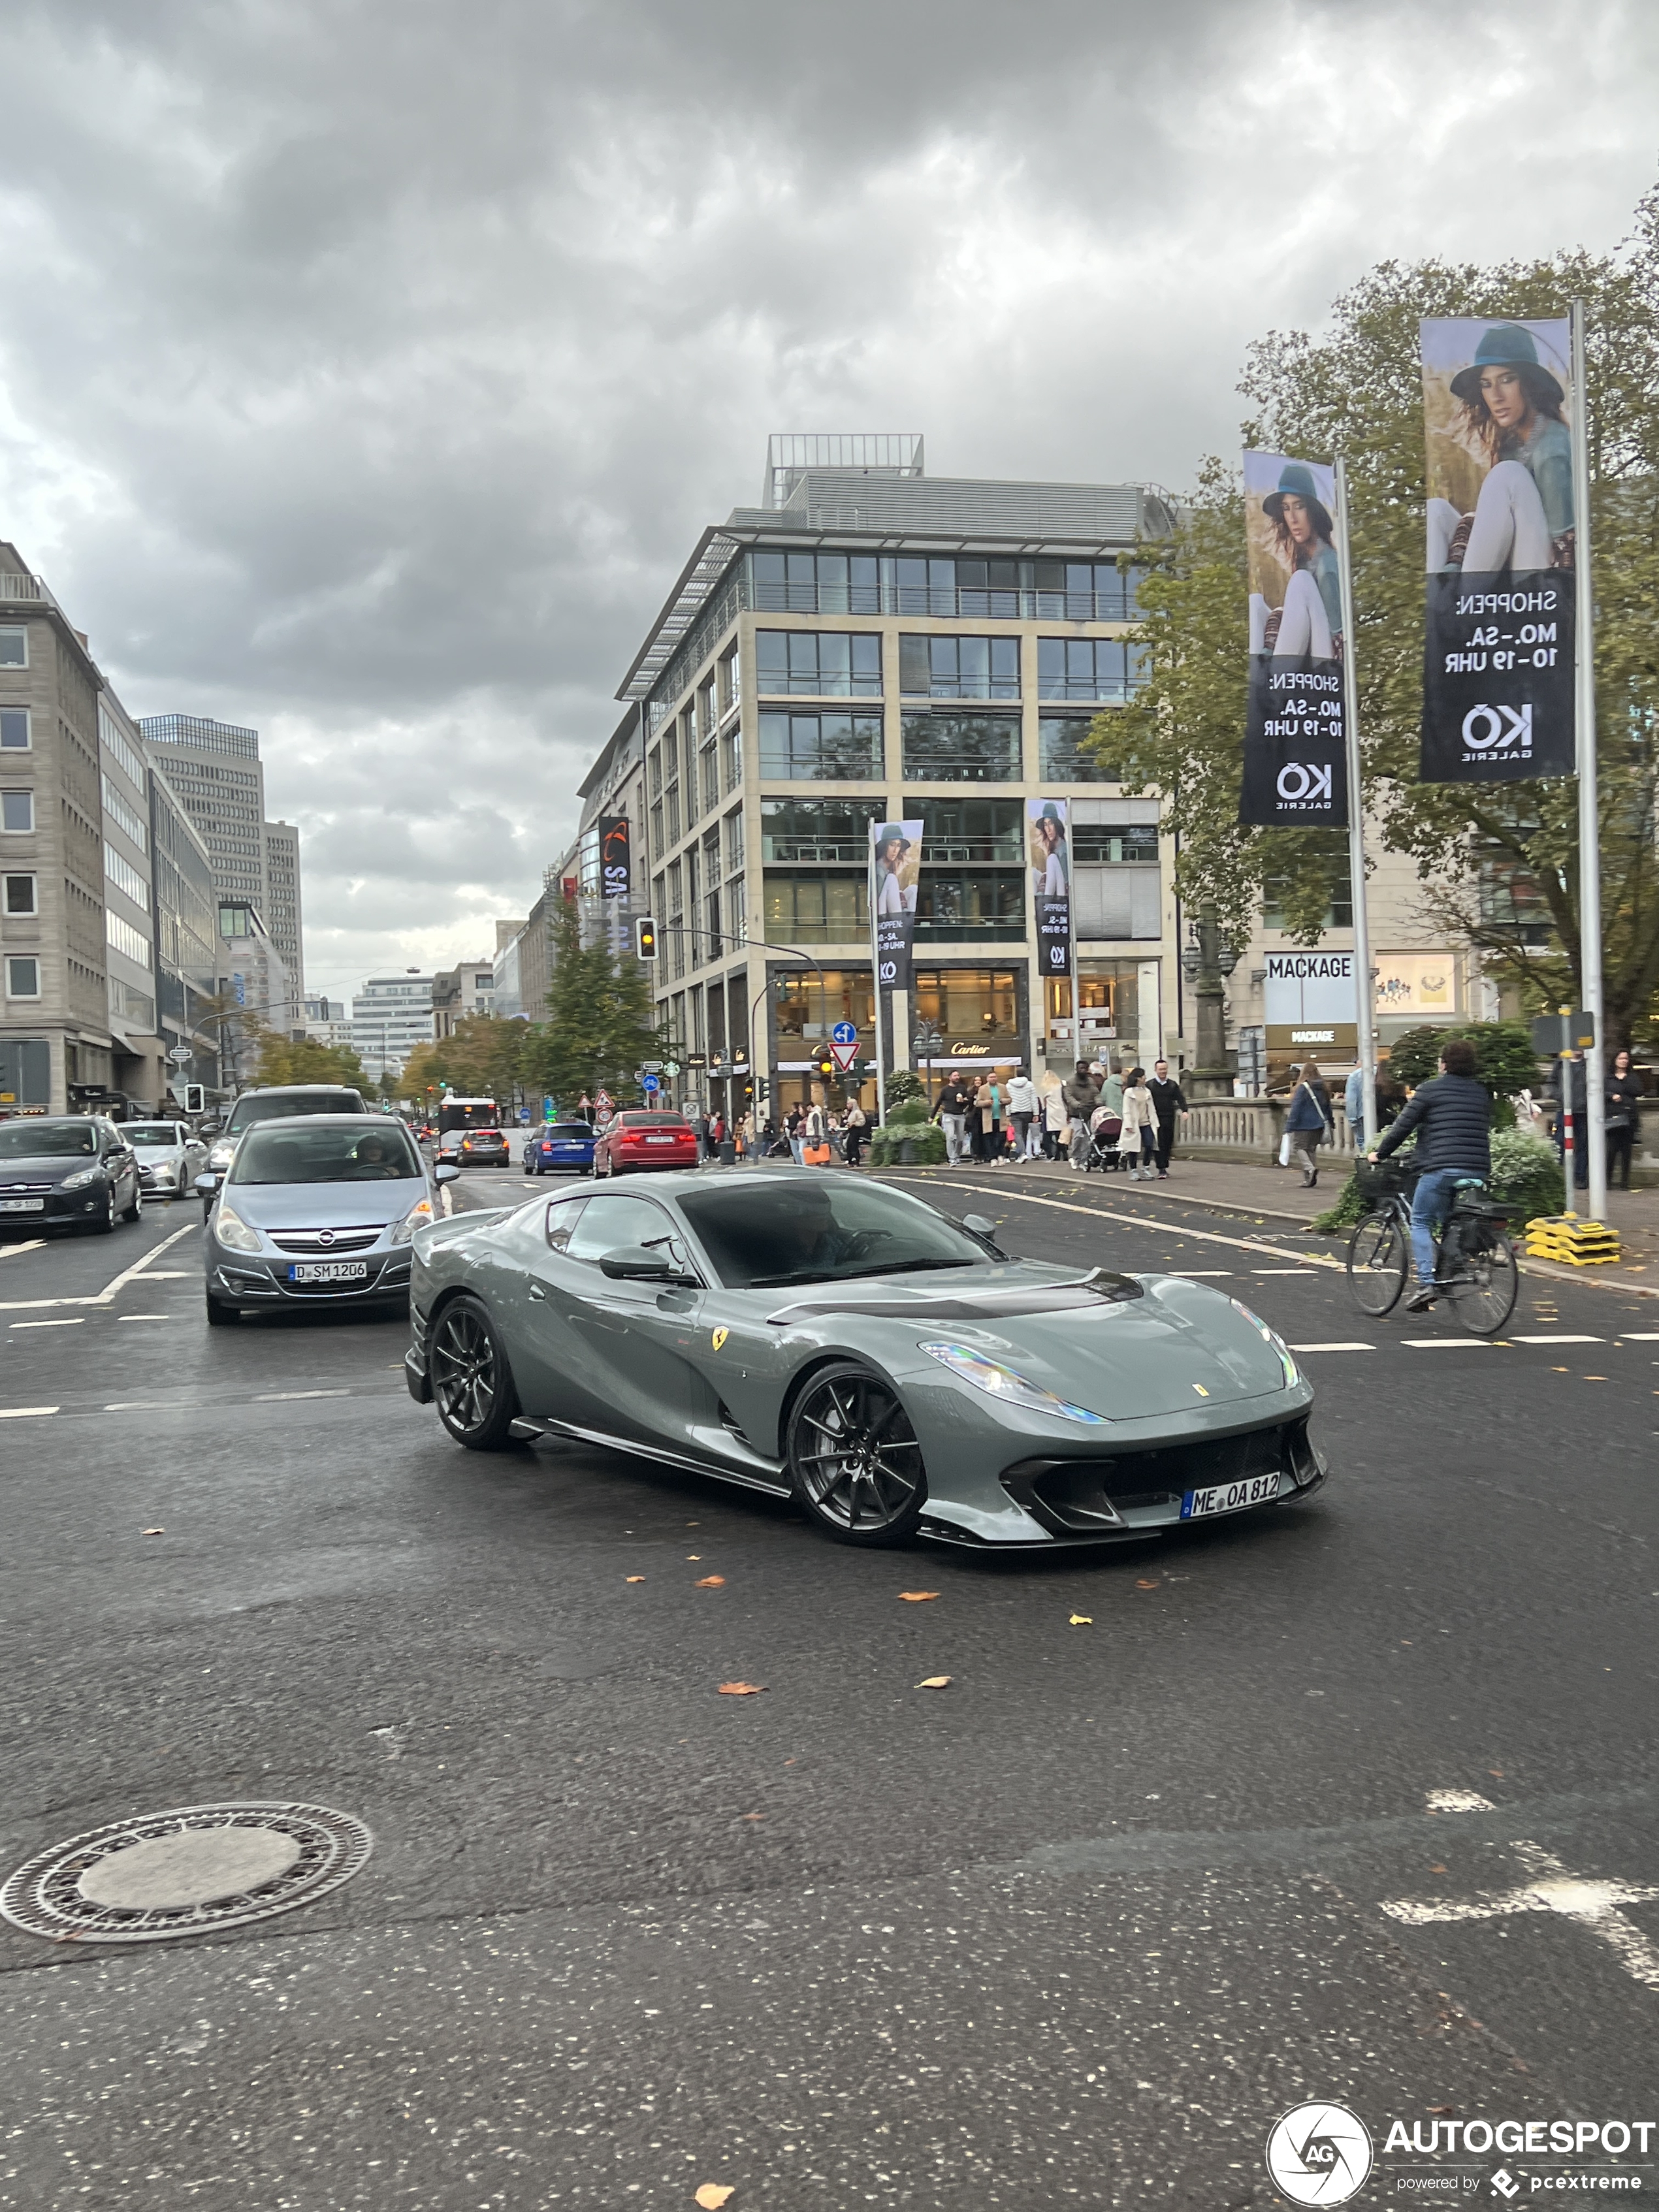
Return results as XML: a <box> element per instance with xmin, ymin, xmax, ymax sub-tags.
<box><xmin>125</xmin><ymin>1124</ymin><xmax>182</xmax><ymax>1147</ymax></box>
<box><xmin>230</xmin><ymin>1124</ymin><xmax>424</xmax><ymax>1185</ymax></box>
<box><xmin>547</xmin><ymin>1124</ymin><xmax>592</xmax><ymax>1140</ymax></box>
<box><xmin>227</xmin><ymin>1090</ymin><xmax>366</xmax><ymax>1134</ymax></box>
<box><xmin>677</xmin><ymin>1179</ymin><xmax>986</xmax><ymax>1289</ymax></box>
<box><xmin>620</xmin><ymin>1112</ymin><xmax>688</xmax><ymax>1127</ymax></box>
<box><xmin>0</xmin><ymin>1119</ymin><xmax>97</xmax><ymax>1159</ymax></box>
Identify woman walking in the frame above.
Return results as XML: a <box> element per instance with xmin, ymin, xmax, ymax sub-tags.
<box><xmin>1043</xmin><ymin>1079</ymin><xmax>1069</xmax><ymax>1161</ymax></box>
<box><xmin>843</xmin><ymin>1097</ymin><xmax>867</xmax><ymax>1168</ymax></box>
<box><xmin>1284</xmin><ymin>1058</ymin><xmax>1335</xmax><ymax>1187</ymax></box>
<box><xmin>1606</xmin><ymin>1049</ymin><xmax>1643</xmax><ymax>1191</ymax></box>
<box><xmin>1005</xmin><ymin>1070</ymin><xmax>1038</xmax><ymax>1161</ymax></box>
<box><xmin>1117</xmin><ymin>1067</ymin><xmax>1157</xmax><ymax>1180</ymax></box>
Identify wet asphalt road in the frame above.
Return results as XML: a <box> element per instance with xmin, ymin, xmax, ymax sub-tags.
<box><xmin>1</xmin><ymin>1154</ymin><xmax>1656</xmax><ymax>2210</ymax></box>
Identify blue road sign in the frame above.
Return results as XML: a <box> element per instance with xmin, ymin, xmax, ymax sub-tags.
<box><xmin>831</xmin><ymin>1021</ymin><xmax>857</xmax><ymax>1045</ymax></box>
<box><xmin>642</xmin><ymin>1074</ymin><xmax>661</xmax><ymax>1095</ymax></box>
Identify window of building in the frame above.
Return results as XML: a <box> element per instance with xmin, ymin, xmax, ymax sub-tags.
<box><xmin>1</xmin><ymin>791</ymin><xmax>34</xmax><ymax>833</ymax></box>
<box><xmin>721</xmin><ymin>724</ymin><xmax>742</xmax><ymax>792</ymax></box>
<box><xmin>701</xmin><ymin>741</ymin><xmax>719</xmax><ymax>814</ymax></box>
<box><xmin>1038</xmin><ymin>716</ymin><xmax>1114</xmax><ymax>782</ymax></box>
<box><xmin>774</xmin><ymin>967</ymin><xmax>875</xmax><ymax>1038</ymax></box>
<box><xmin>762</xmin><ymin>869</ymin><xmax>869</xmax><ymax>943</ymax></box>
<box><xmin>760</xmin><ymin>798</ymin><xmax>886</xmax><ymax>863</ymax></box>
<box><xmin>1261</xmin><ymin>861</ymin><xmax>1353</xmax><ymax>931</ymax></box>
<box><xmin>911</xmin><ymin>967</ymin><xmax>1021</xmax><ymax>1042</ymax></box>
<box><xmin>105</xmin><ymin>841</ymin><xmax>151</xmax><ymax>912</ymax></box>
<box><xmin>719</xmin><ymin>643</ymin><xmax>741</xmax><ymax>714</ymax></box>
<box><xmin>903</xmin><ymin>797</ymin><xmax>1022</xmax><ymax>863</ymax></box>
<box><xmin>1037</xmin><ymin>637</ymin><xmax>1149</xmax><ymax>701</ymax></box>
<box><xmin>1477</xmin><ymin>852</ymin><xmax>1552</xmax><ymax>944</ymax></box>
<box><xmin>898</xmin><ymin>635</ymin><xmax>1020</xmax><ymax>701</ymax></box>
<box><xmin>751</xmin><ymin>550</ymin><xmax>884</xmax><ymax>615</ymax></box>
<box><xmin>724</xmin><ymin>876</ymin><xmax>747</xmax><ymax>945</ymax></box>
<box><xmin>914</xmin><ymin>870</ymin><xmax>1025</xmax><ymax>943</ymax></box>
<box><xmin>0</xmin><ymin>628</ymin><xmax>26</xmax><ymax>667</ymax></box>
<box><xmin>901</xmin><ymin>713</ymin><xmax>1020</xmax><ymax>783</ymax></box>
<box><xmin>648</xmin><ymin>745</ymin><xmax>663</xmax><ymax>799</ymax></box>
<box><xmin>3</xmin><ymin>872</ymin><xmax>36</xmax><ymax>915</ymax></box>
<box><xmin>1072</xmin><ymin>824</ymin><xmax>1159</xmax><ymax>863</ymax></box>
<box><xmin>666</xmin><ymin>786</ymin><xmax>681</xmax><ymax>846</ymax></box>
<box><xmin>5</xmin><ymin>955</ymin><xmax>40</xmax><ymax>999</ymax></box>
<box><xmin>1</xmin><ymin>709</ymin><xmax>29</xmax><ymax>750</ymax></box>
<box><xmin>758</xmin><ymin>710</ymin><xmax>882</xmax><ymax>781</ymax></box>
<box><xmin>755</xmin><ymin>631</ymin><xmax>882</xmax><ymax>697</ymax></box>
<box><xmin>651</xmin><ymin>801</ymin><xmax>664</xmax><ymax>861</ymax></box>
<box><xmin>723</xmin><ymin>807</ymin><xmax>744</xmax><ymax>876</ymax></box>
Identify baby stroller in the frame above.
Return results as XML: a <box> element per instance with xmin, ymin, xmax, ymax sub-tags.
<box><xmin>1085</xmin><ymin>1107</ymin><xmax>1124</xmax><ymax>1172</ymax></box>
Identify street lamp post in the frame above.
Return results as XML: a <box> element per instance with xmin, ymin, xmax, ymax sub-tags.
<box><xmin>1179</xmin><ymin>904</ymin><xmax>1240</xmax><ymax>1099</ymax></box>
<box><xmin>910</xmin><ymin>1019</ymin><xmax>944</xmax><ymax>1106</ymax></box>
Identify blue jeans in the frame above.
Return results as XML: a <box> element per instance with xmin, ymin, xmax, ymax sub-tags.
<box><xmin>1410</xmin><ymin>1167</ymin><xmax>1468</xmax><ymax>1283</ymax></box>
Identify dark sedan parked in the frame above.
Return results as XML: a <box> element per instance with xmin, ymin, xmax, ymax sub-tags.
<box><xmin>0</xmin><ymin>1116</ymin><xmax>143</xmax><ymax>1234</ymax></box>
<box><xmin>523</xmin><ymin>1121</ymin><xmax>596</xmax><ymax>1176</ymax></box>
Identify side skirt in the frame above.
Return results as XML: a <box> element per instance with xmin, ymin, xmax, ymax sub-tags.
<box><xmin>517</xmin><ymin>1415</ymin><xmax>792</xmax><ymax>1498</ymax></box>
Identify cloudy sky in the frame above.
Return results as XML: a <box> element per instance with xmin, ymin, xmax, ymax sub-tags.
<box><xmin>3</xmin><ymin>0</ymin><xmax>1655</xmax><ymax>999</ymax></box>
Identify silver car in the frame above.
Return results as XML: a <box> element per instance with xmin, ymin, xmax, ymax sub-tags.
<box><xmin>122</xmin><ymin>1118</ymin><xmax>208</xmax><ymax>1201</ymax></box>
<box><xmin>199</xmin><ymin>1114</ymin><xmax>457</xmax><ymax>1327</ymax></box>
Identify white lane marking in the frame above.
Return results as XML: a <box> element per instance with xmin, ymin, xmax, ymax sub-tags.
<box><xmin>130</xmin><ymin>1270</ymin><xmax>193</xmax><ymax>1279</ymax></box>
<box><xmin>254</xmin><ymin>1389</ymin><xmax>353</xmax><ymax>1401</ymax></box>
<box><xmin>1288</xmin><ymin>1342</ymin><xmax>1376</xmax><ymax>1353</ymax></box>
<box><xmin>1251</xmin><ymin>1268</ymin><xmax>1320</xmax><ymax>1275</ymax></box>
<box><xmin>10</xmin><ymin>1317</ymin><xmax>86</xmax><ymax>1328</ymax></box>
<box><xmin>1513</xmin><ymin>1334</ymin><xmax>1603</xmax><ymax>1345</ymax></box>
<box><xmin>117</xmin><ymin>1315</ymin><xmax>172</xmax><ymax>1322</ymax></box>
<box><xmin>882</xmin><ymin>1177</ymin><xmax>1347</xmax><ymax>1270</ymax></box>
<box><xmin>0</xmin><ymin>1240</ymin><xmax>46</xmax><ymax>1262</ymax></box>
<box><xmin>1382</xmin><ymin>1838</ymin><xmax>1659</xmax><ymax>1991</ymax></box>
<box><xmin>0</xmin><ymin>1221</ymin><xmax>198</xmax><ymax>1313</ymax></box>
<box><xmin>1619</xmin><ymin>1332</ymin><xmax>1659</xmax><ymax>1341</ymax></box>
<box><xmin>1174</xmin><ymin>1269</ymin><xmax>1232</xmax><ymax>1276</ymax></box>
<box><xmin>1426</xmin><ymin>1788</ymin><xmax>1495</xmax><ymax>1812</ymax></box>
<box><xmin>0</xmin><ymin>1405</ymin><xmax>57</xmax><ymax>1419</ymax></box>
<box><xmin>1401</xmin><ymin>1338</ymin><xmax>1497</xmax><ymax>1349</ymax></box>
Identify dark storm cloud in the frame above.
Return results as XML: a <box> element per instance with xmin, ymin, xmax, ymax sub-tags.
<box><xmin>1</xmin><ymin>0</ymin><xmax>1654</xmax><ymax>991</ymax></box>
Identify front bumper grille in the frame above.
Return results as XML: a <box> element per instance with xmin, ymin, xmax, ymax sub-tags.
<box><xmin>1002</xmin><ymin>1417</ymin><xmax>1321</xmax><ymax>1537</ymax></box>
<box><xmin>269</xmin><ymin>1230</ymin><xmax>382</xmax><ymax>1254</ymax></box>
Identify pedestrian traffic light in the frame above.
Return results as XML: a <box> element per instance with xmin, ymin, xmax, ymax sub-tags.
<box><xmin>635</xmin><ymin>915</ymin><xmax>659</xmax><ymax>961</ymax></box>
<box><xmin>184</xmin><ymin>1083</ymin><xmax>206</xmax><ymax>1114</ymax></box>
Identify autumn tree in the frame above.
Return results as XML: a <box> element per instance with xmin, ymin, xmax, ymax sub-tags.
<box><xmin>518</xmin><ymin>894</ymin><xmax>668</xmax><ymax>1106</ymax></box>
<box><xmin>1093</xmin><ymin>180</ymin><xmax>1659</xmax><ymax>1047</ymax></box>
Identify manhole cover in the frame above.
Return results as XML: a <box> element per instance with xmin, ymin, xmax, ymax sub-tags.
<box><xmin>0</xmin><ymin>1803</ymin><xmax>372</xmax><ymax>1944</ymax></box>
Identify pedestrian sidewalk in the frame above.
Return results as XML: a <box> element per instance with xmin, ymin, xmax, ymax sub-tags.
<box><xmin>914</xmin><ymin>1148</ymin><xmax>1659</xmax><ymax>1298</ymax></box>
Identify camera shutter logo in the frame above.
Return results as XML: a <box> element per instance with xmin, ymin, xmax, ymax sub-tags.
<box><xmin>1264</xmin><ymin>2102</ymin><xmax>1374</xmax><ymax>2205</ymax></box>
<box><xmin>1462</xmin><ymin>703</ymin><xmax>1532</xmax><ymax>750</ymax></box>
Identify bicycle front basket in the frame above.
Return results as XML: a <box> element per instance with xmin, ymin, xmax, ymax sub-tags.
<box><xmin>1355</xmin><ymin>1156</ymin><xmax>1414</xmax><ymax>1201</ymax></box>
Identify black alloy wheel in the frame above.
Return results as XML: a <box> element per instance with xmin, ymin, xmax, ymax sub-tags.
<box><xmin>428</xmin><ymin>1294</ymin><xmax>522</xmax><ymax>1451</ymax></box>
<box><xmin>87</xmin><ymin>1184</ymin><xmax>118</xmax><ymax>1236</ymax></box>
<box><xmin>121</xmin><ymin>1178</ymin><xmax>142</xmax><ymax>1222</ymax></box>
<box><xmin>1345</xmin><ymin>1208</ymin><xmax>1408</xmax><ymax>1315</ymax></box>
<box><xmin>786</xmin><ymin>1361</ymin><xmax>927</xmax><ymax>1546</ymax></box>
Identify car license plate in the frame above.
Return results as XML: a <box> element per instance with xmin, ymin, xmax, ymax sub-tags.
<box><xmin>1181</xmin><ymin>1470</ymin><xmax>1282</xmax><ymax>1520</ymax></box>
<box><xmin>287</xmin><ymin>1260</ymin><xmax>370</xmax><ymax>1284</ymax></box>
<box><xmin>646</xmin><ymin>1136</ymin><xmax>677</xmax><ymax>1144</ymax></box>
<box><xmin>0</xmin><ymin>1198</ymin><xmax>46</xmax><ymax>1212</ymax></box>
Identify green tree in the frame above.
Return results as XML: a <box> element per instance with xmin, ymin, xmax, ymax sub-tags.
<box><xmin>239</xmin><ymin>1015</ymin><xmax>370</xmax><ymax>1092</ymax></box>
<box><xmin>1092</xmin><ymin>181</ymin><xmax>1659</xmax><ymax>1047</ymax></box>
<box><xmin>519</xmin><ymin>896</ymin><xmax>668</xmax><ymax>1106</ymax></box>
<box><xmin>400</xmin><ymin>1014</ymin><xmax>527</xmax><ymax>1108</ymax></box>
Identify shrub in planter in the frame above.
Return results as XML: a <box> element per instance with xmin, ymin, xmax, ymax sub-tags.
<box><xmin>869</xmin><ymin>1098</ymin><xmax>945</xmax><ymax>1167</ymax></box>
<box><xmin>1313</xmin><ymin>1126</ymin><xmax>1563</xmax><ymax>1234</ymax></box>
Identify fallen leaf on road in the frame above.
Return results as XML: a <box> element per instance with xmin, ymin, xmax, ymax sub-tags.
<box><xmin>1069</xmin><ymin>1614</ymin><xmax>1093</xmax><ymax>1626</ymax></box>
<box><xmin>695</xmin><ymin>2188</ymin><xmax>735</xmax><ymax>2210</ymax></box>
<box><xmin>899</xmin><ymin>1591</ymin><xmax>939</xmax><ymax>1602</ymax></box>
<box><xmin>916</xmin><ymin>1675</ymin><xmax>952</xmax><ymax>1690</ymax></box>
<box><xmin>625</xmin><ymin>1576</ymin><xmax>646</xmax><ymax>1583</ymax></box>
<box><xmin>142</xmin><ymin>1528</ymin><xmax>165</xmax><ymax>1536</ymax></box>
<box><xmin>696</xmin><ymin>1576</ymin><xmax>726</xmax><ymax>1588</ymax></box>
<box><xmin>718</xmin><ymin>1682</ymin><xmax>766</xmax><ymax>1696</ymax></box>
<box><xmin>687</xmin><ymin>1554</ymin><xmax>702</xmax><ymax>1560</ymax></box>
<box><xmin>1430</xmin><ymin>1865</ymin><xmax>1447</xmax><ymax>1874</ymax></box>
<box><xmin>1488</xmin><ymin>1769</ymin><xmax>1505</xmax><ymax>1778</ymax></box>
<box><xmin>1135</xmin><ymin>1579</ymin><xmax>1159</xmax><ymax>1590</ymax></box>
<box><xmin>1428</xmin><ymin>2104</ymin><xmax>1454</xmax><ymax>2116</ymax></box>
<box><xmin>740</xmin><ymin>1812</ymin><xmax>764</xmax><ymax>1821</ymax></box>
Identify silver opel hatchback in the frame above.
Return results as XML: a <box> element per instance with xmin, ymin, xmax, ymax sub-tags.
<box><xmin>200</xmin><ymin>1114</ymin><xmax>457</xmax><ymax>1326</ymax></box>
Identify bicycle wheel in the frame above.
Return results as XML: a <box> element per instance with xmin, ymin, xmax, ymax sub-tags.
<box><xmin>1347</xmin><ymin>1208</ymin><xmax>1409</xmax><ymax>1315</ymax></box>
<box><xmin>1447</xmin><ymin>1230</ymin><xmax>1518</xmax><ymax>1336</ymax></box>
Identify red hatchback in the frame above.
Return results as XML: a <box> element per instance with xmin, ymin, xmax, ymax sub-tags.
<box><xmin>593</xmin><ymin>1110</ymin><xmax>699</xmax><ymax>1177</ymax></box>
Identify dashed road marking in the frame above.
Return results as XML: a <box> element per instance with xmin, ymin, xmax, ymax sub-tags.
<box><xmin>10</xmin><ymin>1317</ymin><xmax>86</xmax><ymax>1329</ymax></box>
<box><xmin>1288</xmin><ymin>1342</ymin><xmax>1376</xmax><ymax>1353</ymax></box>
<box><xmin>1514</xmin><ymin>1334</ymin><xmax>1603</xmax><ymax>1345</ymax></box>
<box><xmin>255</xmin><ymin>1389</ymin><xmax>353</xmax><ymax>1402</ymax></box>
<box><xmin>1402</xmin><ymin>1338</ymin><xmax>1498</xmax><ymax>1349</ymax></box>
<box><xmin>0</xmin><ymin>1405</ymin><xmax>57</xmax><ymax>1419</ymax></box>
<box><xmin>0</xmin><ymin>1240</ymin><xmax>46</xmax><ymax>1262</ymax></box>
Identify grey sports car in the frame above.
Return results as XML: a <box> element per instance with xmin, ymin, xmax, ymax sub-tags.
<box><xmin>404</xmin><ymin>1169</ymin><xmax>1327</xmax><ymax>1548</ymax></box>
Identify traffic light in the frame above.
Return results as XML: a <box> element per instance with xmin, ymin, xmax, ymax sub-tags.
<box><xmin>817</xmin><ymin>1055</ymin><xmax>834</xmax><ymax>1080</ymax></box>
<box><xmin>634</xmin><ymin>915</ymin><xmax>659</xmax><ymax>961</ymax></box>
<box><xmin>184</xmin><ymin>1083</ymin><xmax>206</xmax><ymax>1114</ymax></box>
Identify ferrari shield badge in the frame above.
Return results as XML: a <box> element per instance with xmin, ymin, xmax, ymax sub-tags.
<box><xmin>711</xmin><ymin>1327</ymin><xmax>729</xmax><ymax>1351</ymax></box>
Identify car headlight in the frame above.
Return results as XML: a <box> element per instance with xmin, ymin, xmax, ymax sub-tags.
<box><xmin>390</xmin><ymin>1196</ymin><xmax>435</xmax><ymax>1245</ymax></box>
<box><xmin>59</xmin><ymin>1166</ymin><xmax>103</xmax><ymax>1191</ymax></box>
<box><xmin>919</xmin><ymin>1342</ymin><xmax>1111</xmax><ymax>1424</ymax></box>
<box><xmin>1229</xmin><ymin>1298</ymin><xmax>1300</xmax><ymax>1388</ymax></box>
<box><xmin>214</xmin><ymin>1203</ymin><xmax>263</xmax><ymax>1253</ymax></box>
<box><xmin>208</xmin><ymin>1143</ymin><xmax>234</xmax><ymax>1170</ymax></box>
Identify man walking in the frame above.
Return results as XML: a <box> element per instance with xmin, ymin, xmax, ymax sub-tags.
<box><xmin>1148</xmin><ymin>1059</ymin><xmax>1187</xmax><ymax>1179</ymax></box>
<box><xmin>934</xmin><ymin>1078</ymin><xmax>971</xmax><ymax>1166</ymax></box>
<box><xmin>1369</xmin><ymin>1036</ymin><xmax>1492</xmax><ymax>1311</ymax></box>
<box><xmin>1063</xmin><ymin>1061</ymin><xmax>1100</xmax><ymax>1172</ymax></box>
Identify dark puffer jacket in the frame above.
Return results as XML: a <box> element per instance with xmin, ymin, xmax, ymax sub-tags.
<box><xmin>1374</xmin><ymin>1071</ymin><xmax>1491</xmax><ymax>1176</ymax></box>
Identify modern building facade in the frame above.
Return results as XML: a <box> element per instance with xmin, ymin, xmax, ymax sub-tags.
<box><xmin>432</xmin><ymin>957</ymin><xmax>499</xmax><ymax>1038</ymax></box>
<box><xmin>350</xmin><ymin>972</ymin><xmax>435</xmax><ymax>1082</ymax></box>
<box><xmin>596</xmin><ymin>436</ymin><xmax>1185</xmax><ymax>1120</ymax></box>
<box><xmin>138</xmin><ymin>712</ymin><xmax>306</xmax><ymax>1010</ymax></box>
<box><xmin>149</xmin><ymin>765</ymin><xmax>219</xmax><ymax>1098</ymax></box>
<box><xmin>214</xmin><ymin>901</ymin><xmax>291</xmax><ymax>1092</ymax></box>
<box><xmin>96</xmin><ymin>692</ymin><xmax>169</xmax><ymax>1110</ymax></box>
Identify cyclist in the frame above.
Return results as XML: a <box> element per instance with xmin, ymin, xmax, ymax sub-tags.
<box><xmin>1367</xmin><ymin>1036</ymin><xmax>1491</xmax><ymax>1312</ymax></box>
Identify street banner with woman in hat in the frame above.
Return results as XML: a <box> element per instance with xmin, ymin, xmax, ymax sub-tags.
<box><xmin>1028</xmin><ymin>799</ymin><xmax>1073</xmax><ymax>984</ymax></box>
<box><xmin>869</xmin><ymin>819</ymin><xmax>924</xmax><ymax>990</ymax></box>
<box><xmin>1239</xmin><ymin>452</ymin><xmax>1349</xmax><ymax>826</ymax></box>
<box><xmin>1419</xmin><ymin>317</ymin><xmax>1577</xmax><ymax>781</ymax></box>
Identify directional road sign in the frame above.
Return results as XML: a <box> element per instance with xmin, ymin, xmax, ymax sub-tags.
<box><xmin>831</xmin><ymin>1021</ymin><xmax>858</xmax><ymax>1046</ymax></box>
<box><xmin>642</xmin><ymin>1075</ymin><xmax>661</xmax><ymax>1095</ymax></box>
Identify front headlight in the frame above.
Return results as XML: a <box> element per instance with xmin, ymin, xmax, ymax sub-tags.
<box><xmin>59</xmin><ymin>1166</ymin><xmax>102</xmax><ymax>1191</ymax></box>
<box><xmin>919</xmin><ymin>1342</ymin><xmax>1111</xmax><ymax>1424</ymax></box>
<box><xmin>389</xmin><ymin>1196</ymin><xmax>435</xmax><ymax>1245</ymax></box>
<box><xmin>1229</xmin><ymin>1298</ymin><xmax>1301</xmax><ymax>1388</ymax></box>
<box><xmin>214</xmin><ymin>1202</ymin><xmax>263</xmax><ymax>1254</ymax></box>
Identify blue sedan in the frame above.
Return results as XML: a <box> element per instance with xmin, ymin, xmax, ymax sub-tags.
<box><xmin>522</xmin><ymin>1120</ymin><xmax>596</xmax><ymax>1177</ymax></box>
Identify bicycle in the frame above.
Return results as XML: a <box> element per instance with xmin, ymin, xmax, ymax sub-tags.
<box><xmin>1345</xmin><ymin>1157</ymin><xmax>1518</xmax><ymax>1335</ymax></box>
